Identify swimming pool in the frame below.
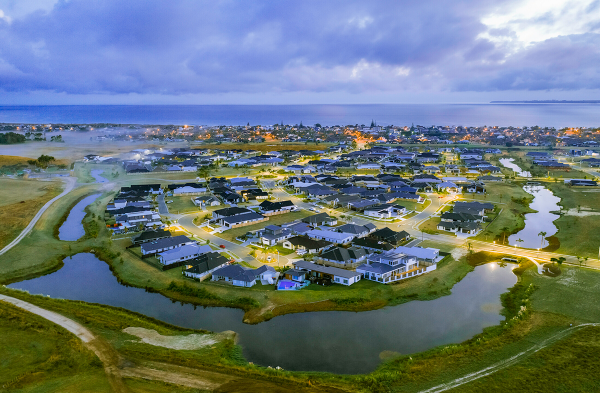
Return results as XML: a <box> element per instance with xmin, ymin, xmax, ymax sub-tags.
<box><xmin>277</xmin><ymin>280</ymin><xmax>299</xmax><ymax>290</ymax></box>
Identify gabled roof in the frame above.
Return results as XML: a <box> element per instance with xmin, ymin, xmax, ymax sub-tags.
<box><xmin>293</xmin><ymin>260</ymin><xmax>361</xmax><ymax>279</ymax></box>
<box><xmin>320</xmin><ymin>246</ymin><xmax>368</xmax><ymax>262</ymax></box>
<box><xmin>286</xmin><ymin>235</ymin><xmax>332</xmax><ymax>250</ymax></box>
<box><xmin>141</xmin><ymin>235</ymin><xmax>193</xmax><ymax>253</ymax></box>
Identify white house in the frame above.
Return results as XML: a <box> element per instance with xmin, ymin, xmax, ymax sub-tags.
<box><xmin>305</xmin><ymin>229</ymin><xmax>355</xmax><ymax>244</ymax></box>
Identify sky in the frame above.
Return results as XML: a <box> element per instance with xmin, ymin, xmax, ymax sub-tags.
<box><xmin>0</xmin><ymin>0</ymin><xmax>598</xmax><ymax>104</ymax></box>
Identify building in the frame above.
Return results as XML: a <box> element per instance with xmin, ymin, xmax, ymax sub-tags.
<box><xmin>282</xmin><ymin>236</ymin><xmax>332</xmax><ymax>254</ymax></box>
<box><xmin>370</xmin><ymin>227</ymin><xmax>410</xmax><ymax>245</ymax></box>
<box><xmin>292</xmin><ymin>260</ymin><xmax>362</xmax><ymax>286</ymax></box>
<box><xmin>258</xmin><ymin>200</ymin><xmax>297</xmax><ymax>216</ymax></box>
<box><xmin>183</xmin><ymin>252</ymin><xmax>230</xmax><ymax>280</ymax></box>
<box><xmin>318</xmin><ymin>246</ymin><xmax>368</xmax><ymax>265</ymax></box>
<box><xmin>260</xmin><ymin>225</ymin><xmax>293</xmax><ymax>246</ymax></box>
<box><xmin>140</xmin><ymin>235</ymin><xmax>195</xmax><ymax>256</ymax></box>
<box><xmin>132</xmin><ymin>229</ymin><xmax>171</xmax><ymax>245</ymax></box>
<box><xmin>158</xmin><ymin>244</ymin><xmax>213</xmax><ymax>268</ymax></box>
<box><xmin>357</xmin><ymin>249</ymin><xmax>435</xmax><ymax>284</ymax></box>
<box><xmin>211</xmin><ymin>264</ymin><xmax>279</xmax><ymax>287</ymax></box>
<box><xmin>305</xmin><ymin>229</ymin><xmax>355</xmax><ymax>245</ymax></box>
<box><xmin>301</xmin><ymin>213</ymin><xmax>338</xmax><ymax>226</ymax></box>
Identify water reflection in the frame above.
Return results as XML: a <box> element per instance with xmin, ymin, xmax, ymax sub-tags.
<box><xmin>508</xmin><ymin>185</ymin><xmax>560</xmax><ymax>249</ymax></box>
<box><xmin>500</xmin><ymin>158</ymin><xmax>531</xmax><ymax>177</ymax></box>
<box><xmin>58</xmin><ymin>194</ymin><xmax>101</xmax><ymax>241</ymax></box>
<box><xmin>9</xmin><ymin>254</ymin><xmax>517</xmax><ymax>374</ymax></box>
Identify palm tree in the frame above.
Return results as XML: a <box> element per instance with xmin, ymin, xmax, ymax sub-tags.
<box><xmin>538</xmin><ymin>231</ymin><xmax>547</xmax><ymax>249</ymax></box>
<box><xmin>501</xmin><ymin>226</ymin><xmax>509</xmax><ymax>244</ymax></box>
<box><xmin>516</xmin><ymin>238</ymin><xmax>524</xmax><ymax>248</ymax></box>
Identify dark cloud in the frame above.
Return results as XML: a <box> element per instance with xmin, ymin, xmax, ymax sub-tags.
<box><xmin>0</xmin><ymin>0</ymin><xmax>597</xmax><ymax>98</ymax></box>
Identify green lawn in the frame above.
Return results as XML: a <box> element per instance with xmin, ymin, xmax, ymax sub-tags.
<box><xmin>164</xmin><ymin>195</ymin><xmax>202</xmax><ymax>214</ymax></box>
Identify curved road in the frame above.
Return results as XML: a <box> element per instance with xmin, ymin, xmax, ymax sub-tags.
<box><xmin>0</xmin><ymin>176</ymin><xmax>77</xmax><ymax>257</ymax></box>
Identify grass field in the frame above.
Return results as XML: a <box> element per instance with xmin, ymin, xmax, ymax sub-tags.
<box><xmin>164</xmin><ymin>195</ymin><xmax>202</xmax><ymax>214</ymax></box>
<box><xmin>0</xmin><ymin>178</ymin><xmax>63</xmax><ymax>249</ymax></box>
<box><xmin>0</xmin><ymin>300</ymin><xmax>108</xmax><ymax>392</ymax></box>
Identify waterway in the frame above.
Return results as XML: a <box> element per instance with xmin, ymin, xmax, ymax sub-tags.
<box><xmin>58</xmin><ymin>194</ymin><xmax>102</xmax><ymax>241</ymax></box>
<box><xmin>8</xmin><ymin>253</ymin><xmax>517</xmax><ymax>374</ymax></box>
<box><xmin>508</xmin><ymin>185</ymin><xmax>561</xmax><ymax>249</ymax></box>
<box><xmin>499</xmin><ymin>158</ymin><xmax>531</xmax><ymax>178</ymax></box>
<box><xmin>90</xmin><ymin>169</ymin><xmax>108</xmax><ymax>183</ymax></box>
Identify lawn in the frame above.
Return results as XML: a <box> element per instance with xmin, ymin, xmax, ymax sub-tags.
<box><xmin>164</xmin><ymin>195</ymin><xmax>201</xmax><ymax>214</ymax></box>
<box><xmin>0</xmin><ymin>178</ymin><xmax>63</xmax><ymax>249</ymax></box>
<box><xmin>0</xmin><ymin>300</ymin><xmax>108</xmax><ymax>392</ymax></box>
<box><xmin>418</xmin><ymin>216</ymin><xmax>445</xmax><ymax>235</ymax></box>
<box><xmin>213</xmin><ymin>210</ymin><xmax>312</xmax><ymax>243</ymax></box>
<box><xmin>543</xmin><ymin>183</ymin><xmax>600</xmax><ymax>258</ymax></box>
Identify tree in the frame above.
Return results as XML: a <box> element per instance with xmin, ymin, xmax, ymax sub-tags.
<box><xmin>516</xmin><ymin>238</ymin><xmax>524</xmax><ymax>247</ymax></box>
<box><xmin>538</xmin><ymin>231</ymin><xmax>547</xmax><ymax>248</ymax></box>
<box><xmin>551</xmin><ymin>256</ymin><xmax>566</xmax><ymax>266</ymax></box>
<box><xmin>501</xmin><ymin>226</ymin><xmax>509</xmax><ymax>244</ymax></box>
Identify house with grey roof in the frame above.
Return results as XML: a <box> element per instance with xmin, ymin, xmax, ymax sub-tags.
<box><xmin>357</xmin><ymin>248</ymin><xmax>435</xmax><ymax>284</ymax></box>
<box><xmin>158</xmin><ymin>244</ymin><xmax>212</xmax><ymax>268</ymax></box>
<box><xmin>282</xmin><ymin>236</ymin><xmax>332</xmax><ymax>254</ymax></box>
<box><xmin>259</xmin><ymin>225</ymin><xmax>293</xmax><ymax>246</ymax></box>
<box><xmin>183</xmin><ymin>252</ymin><xmax>229</xmax><ymax>281</ymax></box>
<box><xmin>318</xmin><ymin>246</ymin><xmax>368</xmax><ymax>265</ymax></box>
<box><xmin>140</xmin><ymin>235</ymin><xmax>195</xmax><ymax>256</ymax></box>
<box><xmin>211</xmin><ymin>264</ymin><xmax>278</xmax><ymax>287</ymax></box>
<box><xmin>335</xmin><ymin>223</ymin><xmax>376</xmax><ymax>238</ymax></box>
<box><xmin>292</xmin><ymin>260</ymin><xmax>362</xmax><ymax>286</ymax></box>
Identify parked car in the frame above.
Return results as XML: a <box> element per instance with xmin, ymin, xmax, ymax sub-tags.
<box><xmin>267</xmin><ymin>256</ymin><xmax>272</xmax><ymax>261</ymax></box>
<box><xmin>219</xmin><ymin>244</ymin><xmax>226</xmax><ymax>249</ymax></box>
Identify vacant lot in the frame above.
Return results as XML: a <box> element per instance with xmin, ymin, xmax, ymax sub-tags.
<box><xmin>164</xmin><ymin>195</ymin><xmax>201</xmax><ymax>214</ymax></box>
<box><xmin>0</xmin><ymin>178</ymin><xmax>63</xmax><ymax>249</ymax></box>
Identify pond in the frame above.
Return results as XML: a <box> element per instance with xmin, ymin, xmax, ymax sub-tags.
<box><xmin>8</xmin><ymin>253</ymin><xmax>517</xmax><ymax>374</ymax></box>
<box><xmin>90</xmin><ymin>169</ymin><xmax>109</xmax><ymax>183</ymax></box>
<box><xmin>508</xmin><ymin>185</ymin><xmax>561</xmax><ymax>249</ymax></box>
<box><xmin>499</xmin><ymin>158</ymin><xmax>531</xmax><ymax>178</ymax></box>
<box><xmin>58</xmin><ymin>194</ymin><xmax>102</xmax><ymax>241</ymax></box>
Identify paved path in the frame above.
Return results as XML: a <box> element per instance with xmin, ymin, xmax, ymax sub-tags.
<box><xmin>157</xmin><ymin>193</ymin><xmax>169</xmax><ymax>215</ymax></box>
<box><xmin>0</xmin><ymin>176</ymin><xmax>77</xmax><ymax>257</ymax></box>
<box><xmin>0</xmin><ymin>294</ymin><xmax>127</xmax><ymax>393</ymax></box>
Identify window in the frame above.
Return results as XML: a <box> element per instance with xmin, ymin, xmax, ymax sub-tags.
<box><xmin>343</xmin><ymin>279</ymin><xmax>348</xmax><ymax>284</ymax></box>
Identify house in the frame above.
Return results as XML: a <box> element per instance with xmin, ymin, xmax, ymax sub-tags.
<box><xmin>335</xmin><ymin>223</ymin><xmax>376</xmax><ymax>238</ymax></box>
<box><xmin>211</xmin><ymin>207</ymin><xmax>268</xmax><ymax>228</ymax></box>
<box><xmin>211</xmin><ymin>264</ymin><xmax>279</xmax><ymax>287</ymax></box>
<box><xmin>140</xmin><ymin>235</ymin><xmax>195</xmax><ymax>256</ymax></box>
<box><xmin>193</xmin><ymin>195</ymin><xmax>221</xmax><ymax>207</ymax></box>
<box><xmin>302</xmin><ymin>213</ymin><xmax>338</xmax><ymax>227</ymax></box>
<box><xmin>260</xmin><ymin>225</ymin><xmax>293</xmax><ymax>246</ymax></box>
<box><xmin>115</xmin><ymin>210</ymin><xmax>162</xmax><ymax>231</ymax></box>
<box><xmin>318</xmin><ymin>246</ymin><xmax>368</xmax><ymax>265</ymax></box>
<box><xmin>453</xmin><ymin>201</ymin><xmax>494</xmax><ymax>216</ymax></box>
<box><xmin>282</xmin><ymin>236</ymin><xmax>333</xmax><ymax>254</ymax></box>
<box><xmin>437</xmin><ymin>221</ymin><xmax>481</xmax><ymax>235</ymax></box>
<box><xmin>240</xmin><ymin>188</ymin><xmax>269</xmax><ymax>201</ymax></box>
<box><xmin>283</xmin><ymin>268</ymin><xmax>308</xmax><ymax>282</ymax></box>
<box><xmin>132</xmin><ymin>229</ymin><xmax>172</xmax><ymax>245</ymax></box>
<box><xmin>370</xmin><ymin>227</ymin><xmax>410</xmax><ymax>245</ymax></box>
<box><xmin>352</xmin><ymin>237</ymin><xmax>395</xmax><ymax>252</ymax></box>
<box><xmin>183</xmin><ymin>252</ymin><xmax>230</xmax><ymax>280</ymax></box>
<box><xmin>357</xmin><ymin>248</ymin><xmax>435</xmax><ymax>284</ymax></box>
<box><xmin>168</xmin><ymin>183</ymin><xmax>207</xmax><ymax>195</ymax></box>
<box><xmin>569</xmin><ymin>179</ymin><xmax>597</xmax><ymax>187</ymax></box>
<box><xmin>292</xmin><ymin>260</ymin><xmax>362</xmax><ymax>286</ymax></box>
<box><xmin>440</xmin><ymin>212</ymin><xmax>483</xmax><ymax>223</ymax></box>
<box><xmin>305</xmin><ymin>228</ymin><xmax>355</xmax><ymax>245</ymax></box>
<box><xmin>363</xmin><ymin>203</ymin><xmax>406</xmax><ymax>219</ymax></box>
<box><xmin>390</xmin><ymin>245</ymin><xmax>441</xmax><ymax>262</ymax></box>
<box><xmin>258</xmin><ymin>200</ymin><xmax>296</xmax><ymax>216</ymax></box>
<box><xmin>158</xmin><ymin>244</ymin><xmax>213</xmax><ymax>268</ymax></box>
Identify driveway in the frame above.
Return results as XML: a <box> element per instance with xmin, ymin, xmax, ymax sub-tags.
<box><xmin>157</xmin><ymin>194</ymin><xmax>170</xmax><ymax>215</ymax></box>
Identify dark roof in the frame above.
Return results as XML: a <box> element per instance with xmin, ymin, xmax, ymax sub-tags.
<box><xmin>259</xmin><ymin>200</ymin><xmax>295</xmax><ymax>211</ymax></box>
<box><xmin>352</xmin><ymin>237</ymin><xmax>394</xmax><ymax>251</ymax></box>
<box><xmin>133</xmin><ymin>229</ymin><xmax>171</xmax><ymax>244</ymax></box>
<box><xmin>286</xmin><ymin>235</ymin><xmax>332</xmax><ymax>250</ymax></box>
<box><xmin>185</xmin><ymin>252</ymin><xmax>229</xmax><ymax>275</ymax></box>
<box><xmin>371</xmin><ymin>227</ymin><xmax>410</xmax><ymax>244</ymax></box>
<box><xmin>321</xmin><ymin>246</ymin><xmax>369</xmax><ymax>262</ymax></box>
<box><xmin>221</xmin><ymin>211</ymin><xmax>265</xmax><ymax>225</ymax></box>
<box><xmin>140</xmin><ymin>235</ymin><xmax>192</xmax><ymax>253</ymax></box>
<box><xmin>213</xmin><ymin>207</ymin><xmax>251</xmax><ymax>217</ymax></box>
<box><xmin>302</xmin><ymin>213</ymin><xmax>334</xmax><ymax>224</ymax></box>
<box><xmin>293</xmin><ymin>260</ymin><xmax>361</xmax><ymax>279</ymax></box>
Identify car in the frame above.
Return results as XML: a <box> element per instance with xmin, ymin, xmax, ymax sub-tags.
<box><xmin>166</xmin><ymin>200</ymin><xmax>174</xmax><ymax>204</ymax></box>
<box><xmin>219</xmin><ymin>244</ymin><xmax>226</xmax><ymax>249</ymax></box>
<box><xmin>267</xmin><ymin>256</ymin><xmax>272</xmax><ymax>261</ymax></box>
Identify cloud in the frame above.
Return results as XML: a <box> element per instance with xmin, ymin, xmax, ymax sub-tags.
<box><xmin>0</xmin><ymin>0</ymin><xmax>597</xmax><ymax>101</ymax></box>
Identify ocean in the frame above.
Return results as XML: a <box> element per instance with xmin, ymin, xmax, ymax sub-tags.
<box><xmin>1</xmin><ymin>104</ymin><xmax>599</xmax><ymax>127</ymax></box>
